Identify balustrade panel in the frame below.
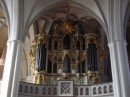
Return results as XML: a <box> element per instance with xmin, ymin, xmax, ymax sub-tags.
<box><xmin>18</xmin><ymin>81</ymin><xmax>113</xmax><ymax>96</ymax></box>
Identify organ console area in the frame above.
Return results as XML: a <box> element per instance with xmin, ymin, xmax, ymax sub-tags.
<box><xmin>29</xmin><ymin>20</ymin><xmax>105</xmax><ymax>85</ymax></box>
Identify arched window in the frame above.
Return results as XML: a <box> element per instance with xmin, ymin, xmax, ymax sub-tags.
<box><xmin>82</xmin><ymin>60</ymin><xmax>86</xmax><ymax>73</ymax></box>
<box><xmin>42</xmin><ymin>87</ymin><xmax>46</xmax><ymax>95</ymax></box>
<box><xmin>86</xmin><ymin>88</ymin><xmax>89</xmax><ymax>95</ymax></box>
<box><xmin>76</xmin><ymin>62</ymin><xmax>81</xmax><ymax>73</ymax></box>
<box><xmin>54</xmin><ymin>41</ymin><xmax>58</xmax><ymax>50</ymax></box>
<box><xmin>47</xmin><ymin>59</ymin><xmax>52</xmax><ymax>73</ymax></box>
<box><xmin>63</xmin><ymin>55</ymin><xmax>70</xmax><ymax>73</ymax></box>
<box><xmin>48</xmin><ymin>87</ymin><xmax>52</xmax><ymax>95</ymax></box>
<box><xmin>74</xmin><ymin>87</ymin><xmax>78</xmax><ymax>95</ymax></box>
<box><xmin>19</xmin><ymin>84</ymin><xmax>23</xmax><ymax>92</ymax></box>
<box><xmin>35</xmin><ymin>87</ymin><xmax>39</xmax><ymax>94</ymax></box>
<box><xmin>53</xmin><ymin>87</ymin><xmax>57</xmax><ymax>95</ymax></box>
<box><xmin>29</xmin><ymin>86</ymin><xmax>33</xmax><ymax>93</ymax></box>
<box><xmin>76</xmin><ymin>41</ymin><xmax>80</xmax><ymax>50</ymax></box>
<box><xmin>104</xmin><ymin>86</ymin><xmax>107</xmax><ymax>93</ymax></box>
<box><xmin>24</xmin><ymin>85</ymin><xmax>28</xmax><ymax>93</ymax></box>
<box><xmin>93</xmin><ymin>87</ymin><xmax>97</xmax><ymax>95</ymax></box>
<box><xmin>53</xmin><ymin>63</ymin><xmax>57</xmax><ymax>73</ymax></box>
<box><xmin>63</xmin><ymin>35</ymin><xmax>70</xmax><ymax>49</ymax></box>
<box><xmin>80</xmin><ymin>87</ymin><xmax>83</xmax><ymax>95</ymax></box>
<box><xmin>98</xmin><ymin>86</ymin><xmax>102</xmax><ymax>94</ymax></box>
<box><xmin>109</xmin><ymin>85</ymin><xmax>113</xmax><ymax>93</ymax></box>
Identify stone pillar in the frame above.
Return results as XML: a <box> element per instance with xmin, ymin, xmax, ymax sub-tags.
<box><xmin>108</xmin><ymin>40</ymin><xmax>130</xmax><ymax>97</ymax></box>
<box><xmin>1</xmin><ymin>40</ymin><xmax>23</xmax><ymax>97</ymax></box>
<box><xmin>0</xmin><ymin>0</ymin><xmax>25</xmax><ymax>96</ymax></box>
<box><xmin>0</xmin><ymin>0</ymin><xmax>24</xmax><ymax>96</ymax></box>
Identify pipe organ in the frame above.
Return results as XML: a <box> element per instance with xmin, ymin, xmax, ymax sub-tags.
<box><xmin>29</xmin><ymin>20</ymin><xmax>105</xmax><ymax>85</ymax></box>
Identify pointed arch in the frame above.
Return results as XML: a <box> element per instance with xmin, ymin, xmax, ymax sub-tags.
<box><xmin>47</xmin><ymin>59</ymin><xmax>52</xmax><ymax>73</ymax></box>
<box><xmin>63</xmin><ymin>34</ymin><xmax>70</xmax><ymax>49</ymax></box>
<box><xmin>63</xmin><ymin>55</ymin><xmax>71</xmax><ymax>73</ymax></box>
<box><xmin>25</xmin><ymin>0</ymin><xmax>108</xmax><ymax>42</ymax></box>
<box><xmin>53</xmin><ymin>62</ymin><xmax>57</xmax><ymax>73</ymax></box>
<box><xmin>54</xmin><ymin>41</ymin><xmax>58</xmax><ymax>50</ymax></box>
<box><xmin>76</xmin><ymin>40</ymin><xmax>80</xmax><ymax>50</ymax></box>
<box><xmin>124</xmin><ymin>1</ymin><xmax>130</xmax><ymax>38</ymax></box>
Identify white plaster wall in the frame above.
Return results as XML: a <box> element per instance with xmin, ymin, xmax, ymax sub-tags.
<box><xmin>19</xmin><ymin>25</ymin><xmax>35</xmax><ymax>81</ymax></box>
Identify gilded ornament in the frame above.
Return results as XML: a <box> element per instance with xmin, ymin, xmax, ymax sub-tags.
<box><xmin>61</xmin><ymin>20</ymin><xmax>74</xmax><ymax>34</ymax></box>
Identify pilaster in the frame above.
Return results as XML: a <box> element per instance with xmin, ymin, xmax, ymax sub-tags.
<box><xmin>1</xmin><ymin>0</ymin><xmax>24</xmax><ymax>97</ymax></box>
<box><xmin>1</xmin><ymin>40</ymin><xmax>23</xmax><ymax>97</ymax></box>
<box><xmin>108</xmin><ymin>40</ymin><xmax>130</xmax><ymax>97</ymax></box>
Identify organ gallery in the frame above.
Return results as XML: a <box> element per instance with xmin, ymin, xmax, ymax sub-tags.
<box><xmin>29</xmin><ymin>20</ymin><xmax>106</xmax><ymax>85</ymax></box>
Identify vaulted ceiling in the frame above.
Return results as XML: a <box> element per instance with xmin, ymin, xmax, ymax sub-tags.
<box><xmin>0</xmin><ymin>0</ymin><xmax>129</xmax><ymax>80</ymax></box>
<box><xmin>0</xmin><ymin>0</ymin><xmax>129</xmax><ymax>59</ymax></box>
<box><xmin>34</xmin><ymin>0</ymin><xmax>102</xmax><ymax>36</ymax></box>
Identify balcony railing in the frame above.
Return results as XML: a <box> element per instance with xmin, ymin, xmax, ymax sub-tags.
<box><xmin>18</xmin><ymin>81</ymin><xmax>114</xmax><ymax>96</ymax></box>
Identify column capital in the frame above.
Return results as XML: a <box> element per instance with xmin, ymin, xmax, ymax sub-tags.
<box><xmin>1</xmin><ymin>38</ymin><xmax>23</xmax><ymax>97</ymax></box>
<box><xmin>108</xmin><ymin>40</ymin><xmax>127</xmax><ymax>47</ymax></box>
<box><xmin>7</xmin><ymin>39</ymin><xmax>23</xmax><ymax>45</ymax></box>
<box><xmin>108</xmin><ymin>39</ymin><xmax>130</xmax><ymax>97</ymax></box>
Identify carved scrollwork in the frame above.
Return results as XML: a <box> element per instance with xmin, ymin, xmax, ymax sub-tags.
<box><xmin>28</xmin><ymin>27</ymin><xmax>48</xmax><ymax>84</ymax></box>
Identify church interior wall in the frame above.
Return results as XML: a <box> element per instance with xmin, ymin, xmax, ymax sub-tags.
<box><xmin>0</xmin><ymin>0</ymin><xmax>130</xmax><ymax>97</ymax></box>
